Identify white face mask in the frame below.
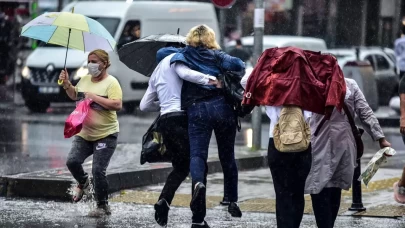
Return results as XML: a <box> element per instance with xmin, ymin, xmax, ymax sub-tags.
<box><xmin>88</xmin><ymin>63</ymin><xmax>102</xmax><ymax>77</ymax></box>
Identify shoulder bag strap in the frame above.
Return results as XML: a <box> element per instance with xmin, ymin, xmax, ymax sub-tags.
<box><xmin>342</xmin><ymin>103</ymin><xmax>358</xmax><ymax>133</ymax></box>
<box><xmin>314</xmin><ymin>116</ymin><xmax>328</xmax><ymax>137</ymax></box>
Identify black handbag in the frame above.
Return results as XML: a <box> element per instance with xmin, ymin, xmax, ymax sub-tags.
<box><xmin>140</xmin><ymin>115</ymin><xmax>172</xmax><ymax>165</ymax></box>
<box><xmin>214</xmin><ymin>54</ymin><xmax>254</xmax><ymax>119</ymax></box>
<box><xmin>217</xmin><ymin>71</ymin><xmax>252</xmax><ymax>118</ymax></box>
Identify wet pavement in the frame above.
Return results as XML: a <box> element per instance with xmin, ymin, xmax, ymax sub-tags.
<box><xmin>1</xmin><ymin>83</ymin><xmax>405</xmax><ymax>226</ymax></box>
<box><xmin>113</xmin><ymin>167</ymin><xmax>405</xmax><ymax>218</ymax></box>
<box><xmin>0</xmin><ymin>105</ymin><xmax>257</xmax><ymax>176</ymax></box>
<box><xmin>0</xmin><ymin>78</ymin><xmax>403</xmax><ymax>176</ymax></box>
<box><xmin>0</xmin><ymin>101</ymin><xmax>404</xmax><ymax>176</ymax></box>
<box><xmin>1</xmin><ymin>197</ymin><xmax>405</xmax><ymax>228</ymax></box>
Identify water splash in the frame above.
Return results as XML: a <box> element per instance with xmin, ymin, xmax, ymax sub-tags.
<box><xmin>66</xmin><ymin>177</ymin><xmax>97</xmax><ymax>212</ymax></box>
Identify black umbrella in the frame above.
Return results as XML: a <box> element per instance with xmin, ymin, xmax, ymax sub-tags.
<box><xmin>118</xmin><ymin>33</ymin><xmax>186</xmax><ymax>77</ymax></box>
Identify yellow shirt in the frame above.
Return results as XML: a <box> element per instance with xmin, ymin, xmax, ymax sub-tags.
<box><xmin>75</xmin><ymin>74</ymin><xmax>122</xmax><ymax>141</ymax></box>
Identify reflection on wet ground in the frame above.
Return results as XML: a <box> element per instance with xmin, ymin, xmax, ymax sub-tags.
<box><xmin>136</xmin><ymin>168</ymin><xmax>276</xmax><ymax>201</ymax></box>
<box><xmin>0</xmin><ymin>106</ymin><xmax>404</xmax><ymax>175</ymax></box>
<box><xmin>0</xmin><ymin>106</ymin><xmax>262</xmax><ymax>175</ymax></box>
<box><xmin>1</xmin><ymin>197</ymin><xmax>405</xmax><ymax>228</ymax></box>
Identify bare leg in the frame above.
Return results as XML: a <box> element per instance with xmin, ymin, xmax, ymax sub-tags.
<box><xmin>398</xmin><ymin>167</ymin><xmax>405</xmax><ymax>187</ymax></box>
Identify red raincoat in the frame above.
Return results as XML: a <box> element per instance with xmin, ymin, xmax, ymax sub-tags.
<box><xmin>242</xmin><ymin>47</ymin><xmax>346</xmax><ymax>114</ymax></box>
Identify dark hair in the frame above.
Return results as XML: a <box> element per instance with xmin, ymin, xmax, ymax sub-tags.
<box><xmin>402</xmin><ymin>25</ymin><xmax>405</xmax><ymax>35</ymax></box>
<box><xmin>165</xmin><ymin>42</ymin><xmax>186</xmax><ymax>48</ymax></box>
<box><xmin>236</xmin><ymin>39</ymin><xmax>242</xmax><ymax>46</ymax></box>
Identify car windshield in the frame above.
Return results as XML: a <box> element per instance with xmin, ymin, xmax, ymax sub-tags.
<box><xmin>89</xmin><ymin>17</ymin><xmax>120</xmax><ymax>37</ymax></box>
<box><xmin>385</xmin><ymin>52</ymin><xmax>396</xmax><ymax>63</ymax></box>
<box><xmin>37</xmin><ymin>17</ymin><xmax>120</xmax><ymax>47</ymax></box>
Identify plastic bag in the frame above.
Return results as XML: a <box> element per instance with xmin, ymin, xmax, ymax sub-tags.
<box><xmin>64</xmin><ymin>99</ymin><xmax>92</xmax><ymax>138</ymax></box>
<box><xmin>140</xmin><ymin>115</ymin><xmax>171</xmax><ymax>165</ymax></box>
<box><xmin>359</xmin><ymin>147</ymin><xmax>396</xmax><ymax>187</ymax></box>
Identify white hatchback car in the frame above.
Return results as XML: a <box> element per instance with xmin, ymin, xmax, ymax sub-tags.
<box><xmin>326</xmin><ymin>48</ymin><xmax>398</xmax><ymax>106</ymax></box>
<box><xmin>389</xmin><ymin>96</ymin><xmax>400</xmax><ymax>115</ymax></box>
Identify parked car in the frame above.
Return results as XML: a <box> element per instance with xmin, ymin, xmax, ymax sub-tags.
<box><xmin>383</xmin><ymin>48</ymin><xmax>400</xmax><ymax>75</ymax></box>
<box><xmin>21</xmin><ymin>1</ymin><xmax>220</xmax><ymax>113</ymax></box>
<box><xmin>226</xmin><ymin>35</ymin><xmax>328</xmax><ymax>81</ymax></box>
<box><xmin>226</xmin><ymin>36</ymin><xmax>328</xmax><ymax>116</ymax></box>
<box><xmin>225</xmin><ymin>35</ymin><xmax>327</xmax><ymax>64</ymax></box>
<box><xmin>389</xmin><ymin>96</ymin><xmax>400</xmax><ymax>115</ymax></box>
<box><xmin>326</xmin><ymin>47</ymin><xmax>398</xmax><ymax>106</ymax></box>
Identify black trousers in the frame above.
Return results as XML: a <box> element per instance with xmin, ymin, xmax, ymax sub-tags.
<box><xmin>311</xmin><ymin>187</ymin><xmax>342</xmax><ymax>228</ymax></box>
<box><xmin>267</xmin><ymin>138</ymin><xmax>312</xmax><ymax>228</ymax></box>
<box><xmin>158</xmin><ymin>112</ymin><xmax>190</xmax><ymax>205</ymax></box>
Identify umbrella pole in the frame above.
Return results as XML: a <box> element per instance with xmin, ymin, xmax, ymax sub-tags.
<box><xmin>58</xmin><ymin>28</ymin><xmax>71</xmax><ymax>85</ymax></box>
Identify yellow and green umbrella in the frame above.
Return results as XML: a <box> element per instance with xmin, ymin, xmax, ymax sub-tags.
<box><xmin>20</xmin><ymin>8</ymin><xmax>116</xmax><ymax>85</ymax></box>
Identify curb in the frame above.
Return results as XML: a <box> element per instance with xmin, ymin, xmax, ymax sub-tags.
<box><xmin>0</xmin><ymin>154</ymin><xmax>268</xmax><ymax>201</ymax></box>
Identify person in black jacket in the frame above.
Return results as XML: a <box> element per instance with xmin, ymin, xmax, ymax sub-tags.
<box><xmin>228</xmin><ymin>39</ymin><xmax>251</xmax><ymax>63</ymax></box>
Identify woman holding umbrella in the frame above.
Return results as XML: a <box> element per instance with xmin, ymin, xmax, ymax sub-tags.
<box><xmin>59</xmin><ymin>49</ymin><xmax>122</xmax><ymax>217</ymax></box>
<box><xmin>21</xmin><ymin>9</ymin><xmax>120</xmax><ymax>217</ymax></box>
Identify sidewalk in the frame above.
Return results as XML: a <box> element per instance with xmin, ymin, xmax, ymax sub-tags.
<box><xmin>0</xmin><ymin>144</ymin><xmax>267</xmax><ymax>200</ymax></box>
<box><xmin>112</xmin><ymin>168</ymin><xmax>405</xmax><ymax>219</ymax></box>
<box><xmin>1</xmin><ymin>137</ymin><xmax>403</xmax><ymax>205</ymax></box>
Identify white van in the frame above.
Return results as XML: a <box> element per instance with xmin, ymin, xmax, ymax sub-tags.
<box><xmin>21</xmin><ymin>1</ymin><xmax>219</xmax><ymax>113</ymax></box>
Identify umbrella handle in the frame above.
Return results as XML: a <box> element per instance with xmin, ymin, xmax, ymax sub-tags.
<box><xmin>59</xmin><ymin>28</ymin><xmax>72</xmax><ymax>86</ymax></box>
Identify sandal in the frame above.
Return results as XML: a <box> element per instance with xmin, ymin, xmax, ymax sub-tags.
<box><xmin>72</xmin><ymin>178</ymin><xmax>90</xmax><ymax>202</ymax></box>
<box><xmin>393</xmin><ymin>182</ymin><xmax>405</xmax><ymax>204</ymax></box>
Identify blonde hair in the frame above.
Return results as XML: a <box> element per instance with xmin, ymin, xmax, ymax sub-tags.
<box><xmin>186</xmin><ymin>24</ymin><xmax>221</xmax><ymax>50</ymax></box>
<box><xmin>89</xmin><ymin>49</ymin><xmax>111</xmax><ymax>68</ymax></box>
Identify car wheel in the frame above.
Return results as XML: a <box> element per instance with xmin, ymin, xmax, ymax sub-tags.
<box><xmin>25</xmin><ymin>100</ymin><xmax>50</xmax><ymax>113</ymax></box>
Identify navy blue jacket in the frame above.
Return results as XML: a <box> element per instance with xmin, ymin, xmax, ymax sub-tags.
<box><xmin>157</xmin><ymin>45</ymin><xmax>245</xmax><ymax>109</ymax></box>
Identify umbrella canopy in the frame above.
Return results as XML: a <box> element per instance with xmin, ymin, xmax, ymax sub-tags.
<box><xmin>21</xmin><ymin>11</ymin><xmax>116</xmax><ymax>52</ymax></box>
<box><xmin>118</xmin><ymin>34</ymin><xmax>186</xmax><ymax>77</ymax></box>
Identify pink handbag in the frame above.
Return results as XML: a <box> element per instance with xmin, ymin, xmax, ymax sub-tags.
<box><xmin>64</xmin><ymin>99</ymin><xmax>92</xmax><ymax>138</ymax></box>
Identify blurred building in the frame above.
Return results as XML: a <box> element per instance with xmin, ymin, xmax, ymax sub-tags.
<box><xmin>3</xmin><ymin>0</ymin><xmax>405</xmax><ymax>48</ymax></box>
<box><xmin>221</xmin><ymin>0</ymin><xmax>404</xmax><ymax>48</ymax></box>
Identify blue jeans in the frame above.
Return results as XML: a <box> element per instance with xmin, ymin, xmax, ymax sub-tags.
<box><xmin>187</xmin><ymin>96</ymin><xmax>238</xmax><ymax>202</ymax></box>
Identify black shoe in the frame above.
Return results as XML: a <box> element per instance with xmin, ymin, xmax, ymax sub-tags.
<box><xmin>190</xmin><ymin>183</ymin><xmax>206</xmax><ymax>213</ymax></box>
<box><xmin>154</xmin><ymin>199</ymin><xmax>170</xmax><ymax>226</ymax></box>
<box><xmin>228</xmin><ymin>202</ymin><xmax>242</xmax><ymax>217</ymax></box>
<box><xmin>220</xmin><ymin>196</ymin><xmax>230</xmax><ymax>206</ymax></box>
<box><xmin>191</xmin><ymin>221</ymin><xmax>210</xmax><ymax>228</ymax></box>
